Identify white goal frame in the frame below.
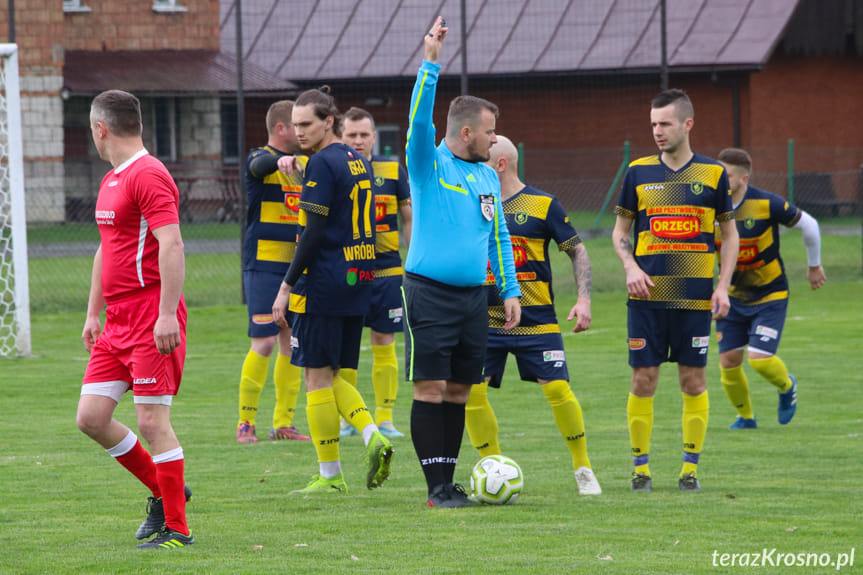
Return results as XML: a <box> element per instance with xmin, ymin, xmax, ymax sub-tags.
<box><xmin>0</xmin><ymin>44</ymin><xmax>31</xmax><ymax>357</ymax></box>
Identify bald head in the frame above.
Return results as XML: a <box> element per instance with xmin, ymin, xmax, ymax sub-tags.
<box><xmin>488</xmin><ymin>135</ymin><xmax>519</xmax><ymax>174</ymax></box>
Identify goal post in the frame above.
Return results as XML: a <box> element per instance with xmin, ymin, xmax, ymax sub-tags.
<box><xmin>0</xmin><ymin>43</ymin><xmax>31</xmax><ymax>357</ymax></box>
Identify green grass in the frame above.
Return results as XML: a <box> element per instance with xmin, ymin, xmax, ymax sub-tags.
<box><xmin>1</xmin><ymin>272</ymin><xmax>861</xmax><ymax>573</ymax></box>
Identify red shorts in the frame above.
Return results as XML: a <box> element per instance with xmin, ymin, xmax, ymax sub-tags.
<box><xmin>83</xmin><ymin>288</ymin><xmax>187</xmax><ymax>397</ymax></box>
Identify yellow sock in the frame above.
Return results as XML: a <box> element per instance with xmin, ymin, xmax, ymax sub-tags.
<box><xmin>465</xmin><ymin>381</ymin><xmax>500</xmax><ymax>456</ymax></box>
<box><xmin>371</xmin><ymin>344</ymin><xmax>399</xmax><ymax>425</ymax></box>
<box><xmin>543</xmin><ymin>380</ymin><xmax>591</xmax><ymax>470</ymax></box>
<box><xmin>306</xmin><ymin>388</ymin><xmax>340</xmax><ymax>463</ymax></box>
<box><xmin>681</xmin><ymin>391</ymin><xmax>709</xmax><ymax>477</ymax></box>
<box><xmin>340</xmin><ymin>368</ymin><xmax>358</xmax><ymax>387</ymax></box>
<box><xmin>721</xmin><ymin>365</ymin><xmax>754</xmax><ymax>419</ymax></box>
<box><xmin>627</xmin><ymin>393</ymin><xmax>653</xmax><ymax>476</ymax></box>
<box><xmin>332</xmin><ymin>375</ymin><xmax>375</xmax><ymax>434</ymax></box>
<box><xmin>749</xmin><ymin>355</ymin><xmax>792</xmax><ymax>392</ymax></box>
<box><xmin>273</xmin><ymin>354</ymin><xmax>302</xmax><ymax>429</ymax></box>
<box><xmin>238</xmin><ymin>349</ymin><xmax>270</xmax><ymax>426</ymax></box>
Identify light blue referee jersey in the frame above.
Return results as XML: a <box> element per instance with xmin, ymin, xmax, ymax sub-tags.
<box><xmin>405</xmin><ymin>60</ymin><xmax>521</xmax><ymax>300</ymax></box>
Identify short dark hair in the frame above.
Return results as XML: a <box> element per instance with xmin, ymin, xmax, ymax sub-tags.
<box><xmin>343</xmin><ymin>106</ymin><xmax>375</xmax><ymax>129</ymax></box>
<box><xmin>295</xmin><ymin>85</ymin><xmax>342</xmax><ymax>136</ymax></box>
<box><xmin>91</xmin><ymin>90</ymin><xmax>142</xmax><ymax>137</ymax></box>
<box><xmin>266</xmin><ymin>100</ymin><xmax>294</xmax><ymax>136</ymax></box>
<box><xmin>446</xmin><ymin>95</ymin><xmax>499</xmax><ymax>138</ymax></box>
<box><xmin>718</xmin><ymin>147</ymin><xmax>752</xmax><ymax>173</ymax></box>
<box><xmin>651</xmin><ymin>89</ymin><xmax>694</xmax><ymax>121</ymax></box>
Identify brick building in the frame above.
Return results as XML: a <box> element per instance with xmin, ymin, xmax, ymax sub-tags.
<box><xmin>0</xmin><ymin>0</ymin><xmax>288</xmax><ymax>222</ymax></box>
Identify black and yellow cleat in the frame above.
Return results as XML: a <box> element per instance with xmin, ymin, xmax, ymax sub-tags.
<box><xmin>135</xmin><ymin>485</ymin><xmax>193</xmax><ymax>540</ymax></box>
<box><xmin>135</xmin><ymin>528</ymin><xmax>195</xmax><ymax>549</ymax></box>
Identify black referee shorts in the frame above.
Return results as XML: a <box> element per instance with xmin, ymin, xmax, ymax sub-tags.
<box><xmin>401</xmin><ymin>272</ymin><xmax>488</xmax><ymax>385</ymax></box>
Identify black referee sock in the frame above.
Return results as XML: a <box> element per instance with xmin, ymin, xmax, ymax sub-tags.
<box><xmin>411</xmin><ymin>399</ymin><xmax>447</xmax><ymax>495</ymax></box>
<box><xmin>442</xmin><ymin>401</ymin><xmax>467</xmax><ymax>485</ymax></box>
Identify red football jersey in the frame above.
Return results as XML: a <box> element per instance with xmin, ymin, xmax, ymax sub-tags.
<box><xmin>94</xmin><ymin>150</ymin><xmax>180</xmax><ymax>302</ymax></box>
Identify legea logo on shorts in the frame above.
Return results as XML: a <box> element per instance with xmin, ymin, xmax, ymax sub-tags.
<box><xmin>290</xmin><ymin>336</ymin><xmax>299</xmax><ymax>348</ymax></box>
<box><xmin>133</xmin><ymin>378</ymin><xmax>157</xmax><ymax>385</ymax></box>
<box><xmin>543</xmin><ymin>350</ymin><xmax>565</xmax><ymax>362</ymax></box>
<box><xmin>252</xmin><ymin>314</ymin><xmax>273</xmax><ymax>325</ymax></box>
<box><xmin>629</xmin><ymin>338</ymin><xmax>646</xmax><ymax>350</ymax></box>
<box><xmin>650</xmin><ymin>216</ymin><xmax>700</xmax><ymax>239</ymax></box>
<box><xmin>691</xmin><ymin>336</ymin><xmax>710</xmax><ymax>348</ymax></box>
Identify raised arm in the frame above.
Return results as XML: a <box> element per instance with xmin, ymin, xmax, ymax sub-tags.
<box><xmin>406</xmin><ymin>17</ymin><xmax>447</xmax><ymax>187</ymax></box>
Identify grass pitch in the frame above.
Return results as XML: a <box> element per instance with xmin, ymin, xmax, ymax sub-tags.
<box><xmin>1</xmin><ymin>233</ymin><xmax>861</xmax><ymax>573</ymax></box>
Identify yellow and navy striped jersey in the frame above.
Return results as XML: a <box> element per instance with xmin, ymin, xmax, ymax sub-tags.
<box><xmin>615</xmin><ymin>153</ymin><xmax>734</xmax><ymax>310</ymax></box>
<box><xmin>370</xmin><ymin>154</ymin><xmax>410</xmax><ymax>278</ymax></box>
<box><xmin>242</xmin><ymin>145</ymin><xmax>307</xmax><ymax>273</ymax></box>
<box><xmin>289</xmin><ymin>143</ymin><xmax>375</xmax><ymax>317</ymax></box>
<box><xmin>486</xmin><ymin>185</ymin><xmax>581</xmax><ymax>336</ymax></box>
<box><xmin>715</xmin><ymin>186</ymin><xmax>801</xmax><ymax>305</ymax></box>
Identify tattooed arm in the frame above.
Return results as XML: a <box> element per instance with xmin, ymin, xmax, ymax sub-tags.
<box><xmin>565</xmin><ymin>242</ymin><xmax>592</xmax><ymax>333</ymax></box>
<box><xmin>612</xmin><ymin>215</ymin><xmax>654</xmax><ymax>300</ymax></box>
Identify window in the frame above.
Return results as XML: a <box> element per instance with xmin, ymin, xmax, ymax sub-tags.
<box><xmin>152</xmin><ymin>0</ymin><xmax>187</xmax><ymax>13</ymax></box>
<box><xmin>375</xmin><ymin>124</ymin><xmax>402</xmax><ymax>161</ymax></box>
<box><xmin>63</xmin><ymin>0</ymin><xmax>92</xmax><ymax>12</ymax></box>
<box><xmin>221</xmin><ymin>99</ymin><xmax>239</xmax><ymax>165</ymax></box>
<box><xmin>153</xmin><ymin>98</ymin><xmax>179</xmax><ymax>162</ymax></box>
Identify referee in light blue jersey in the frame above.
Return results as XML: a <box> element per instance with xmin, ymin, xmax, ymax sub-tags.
<box><xmin>404</xmin><ymin>16</ymin><xmax>522</xmax><ymax>509</ymax></box>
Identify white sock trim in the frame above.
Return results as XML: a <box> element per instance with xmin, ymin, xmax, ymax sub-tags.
<box><xmin>106</xmin><ymin>430</ymin><xmax>138</xmax><ymax>458</ymax></box>
<box><xmin>361</xmin><ymin>424</ymin><xmax>377</xmax><ymax>446</ymax></box>
<box><xmin>152</xmin><ymin>446</ymin><xmax>184</xmax><ymax>464</ymax></box>
<box><xmin>320</xmin><ymin>460</ymin><xmax>342</xmax><ymax>478</ymax></box>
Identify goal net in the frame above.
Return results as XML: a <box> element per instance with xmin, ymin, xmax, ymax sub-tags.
<box><xmin>0</xmin><ymin>44</ymin><xmax>31</xmax><ymax>357</ymax></box>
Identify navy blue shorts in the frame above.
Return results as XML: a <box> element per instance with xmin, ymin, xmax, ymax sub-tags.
<box><xmin>290</xmin><ymin>313</ymin><xmax>364</xmax><ymax>371</ymax></box>
<box><xmin>364</xmin><ymin>275</ymin><xmax>404</xmax><ymax>334</ymax></box>
<box><xmin>484</xmin><ymin>332</ymin><xmax>568</xmax><ymax>388</ymax></box>
<box><xmin>243</xmin><ymin>270</ymin><xmax>294</xmax><ymax>338</ymax></box>
<box><xmin>402</xmin><ymin>272</ymin><xmax>487</xmax><ymax>385</ymax></box>
<box><xmin>716</xmin><ymin>298</ymin><xmax>787</xmax><ymax>355</ymax></box>
<box><xmin>627</xmin><ymin>306</ymin><xmax>712</xmax><ymax>367</ymax></box>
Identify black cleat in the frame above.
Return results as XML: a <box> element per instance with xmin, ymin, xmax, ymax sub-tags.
<box><xmin>631</xmin><ymin>472</ymin><xmax>652</xmax><ymax>493</ymax></box>
<box><xmin>678</xmin><ymin>473</ymin><xmax>702</xmax><ymax>492</ymax></box>
<box><xmin>135</xmin><ymin>485</ymin><xmax>193</xmax><ymax>540</ymax></box>
<box><xmin>426</xmin><ymin>483</ymin><xmax>478</xmax><ymax>508</ymax></box>
<box><xmin>135</xmin><ymin>528</ymin><xmax>195</xmax><ymax>549</ymax></box>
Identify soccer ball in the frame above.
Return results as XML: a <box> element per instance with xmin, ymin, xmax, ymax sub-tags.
<box><xmin>469</xmin><ymin>454</ymin><xmax>523</xmax><ymax>505</ymax></box>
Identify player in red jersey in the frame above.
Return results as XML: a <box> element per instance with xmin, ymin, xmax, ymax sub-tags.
<box><xmin>75</xmin><ymin>90</ymin><xmax>193</xmax><ymax>549</ymax></box>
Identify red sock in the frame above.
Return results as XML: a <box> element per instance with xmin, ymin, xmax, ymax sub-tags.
<box><xmin>156</xmin><ymin>458</ymin><xmax>188</xmax><ymax>535</ymax></box>
<box><xmin>115</xmin><ymin>440</ymin><xmax>160</xmax><ymax>498</ymax></box>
